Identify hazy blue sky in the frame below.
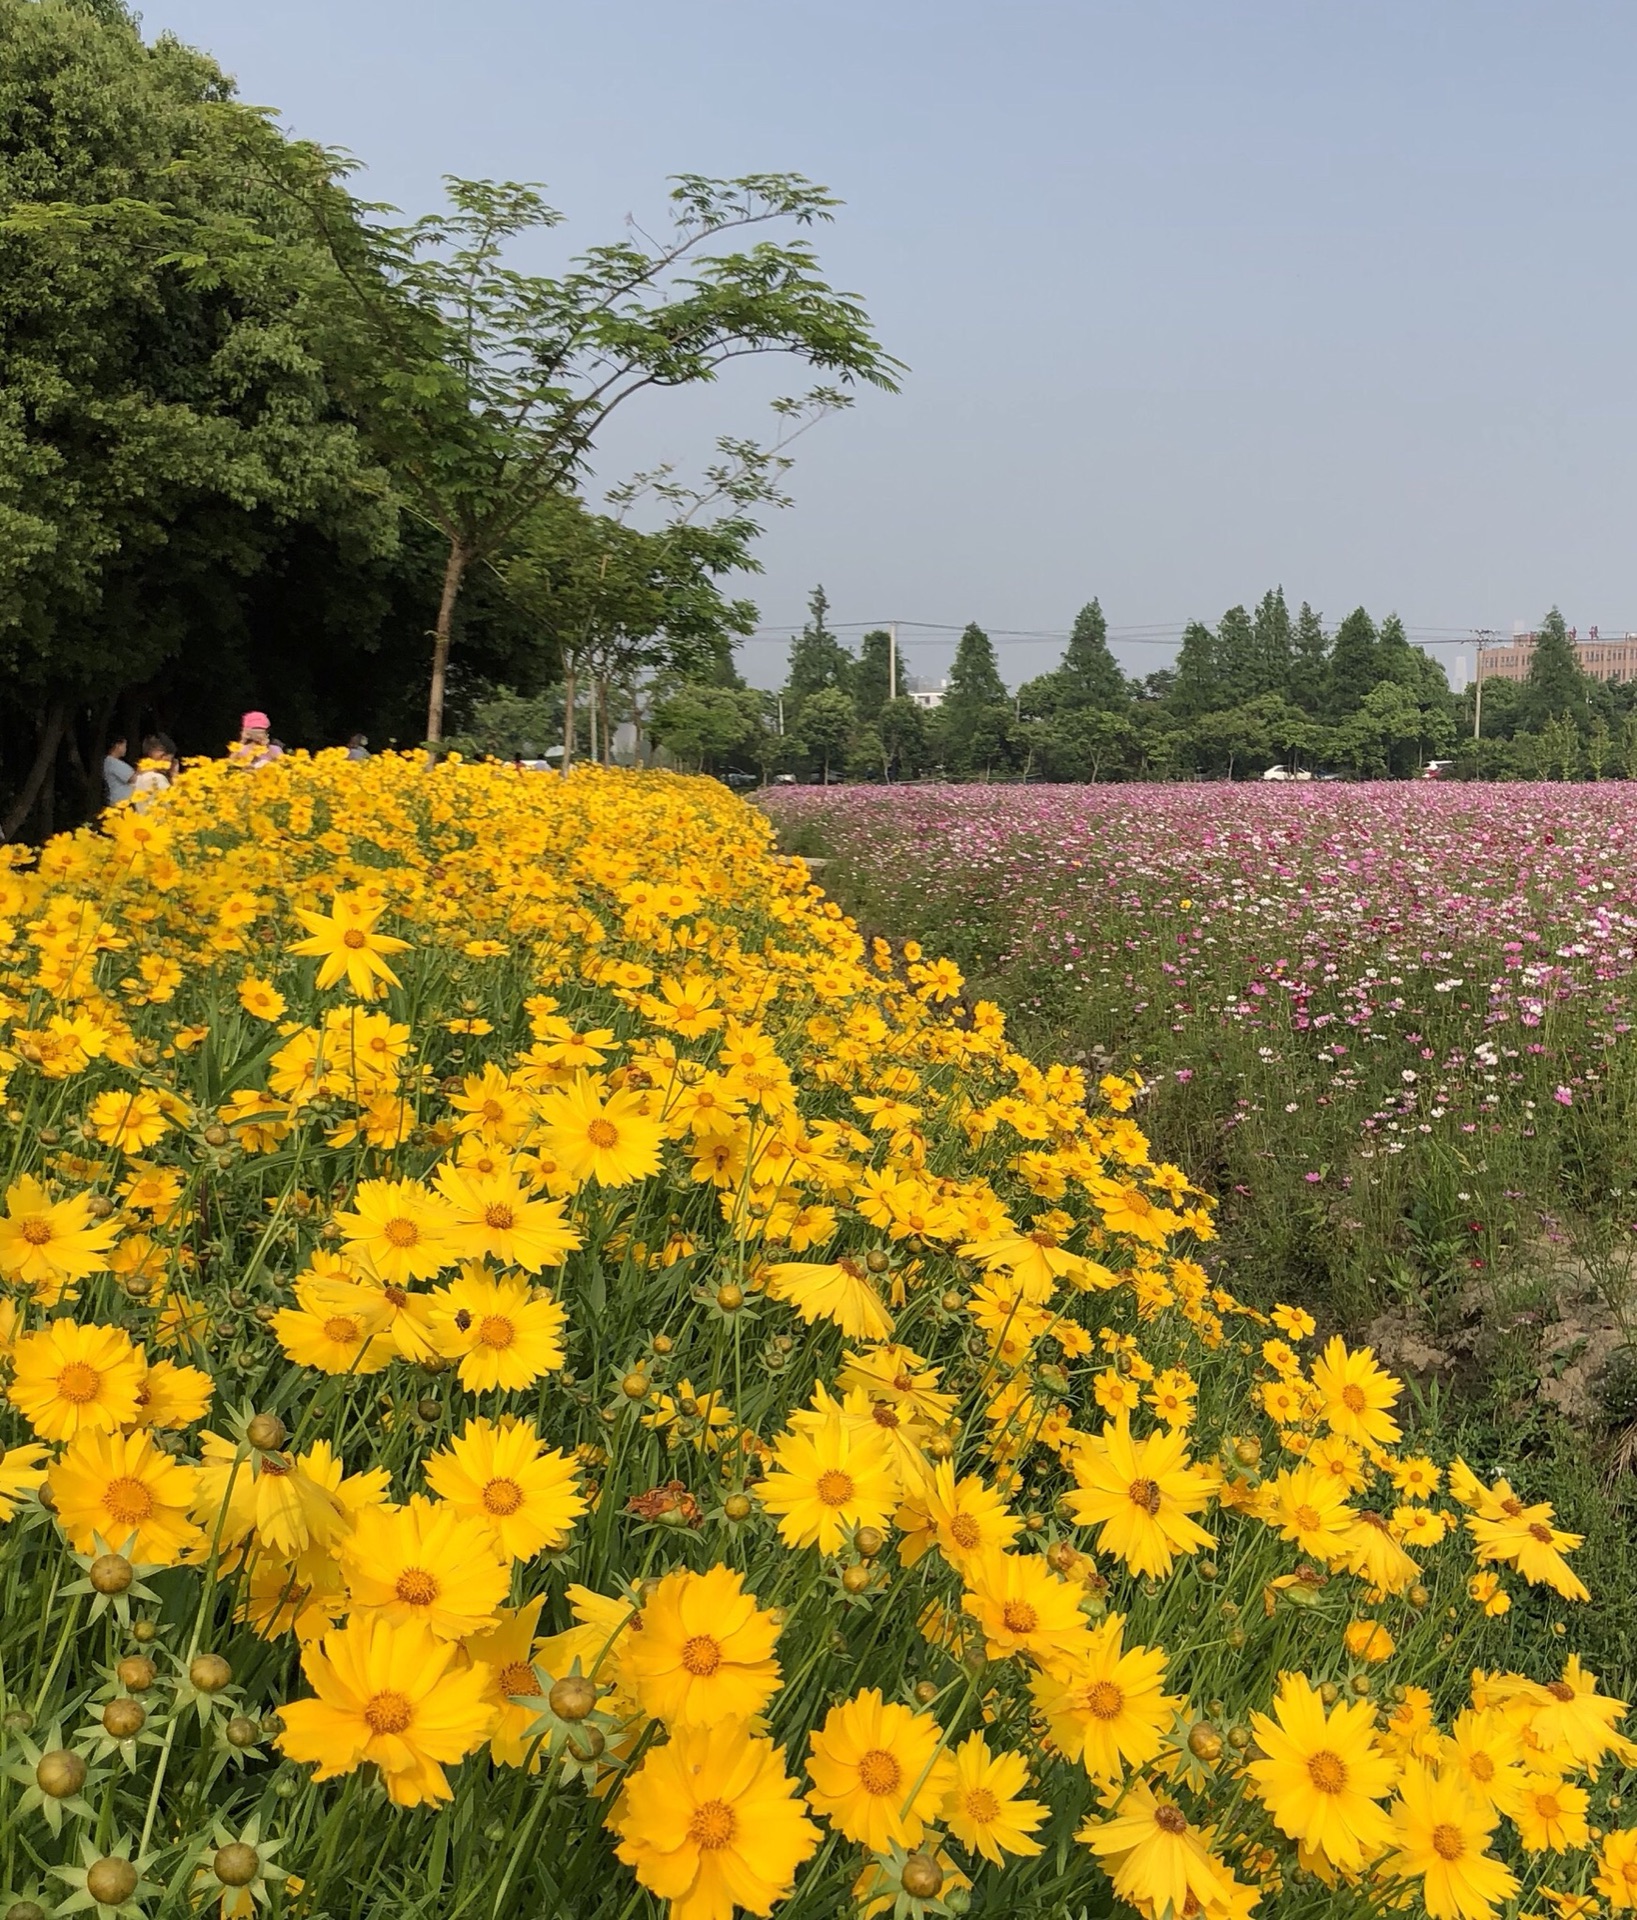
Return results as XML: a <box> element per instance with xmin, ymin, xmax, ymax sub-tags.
<box><xmin>143</xmin><ymin>1</ymin><xmax>1637</xmax><ymax>688</ymax></box>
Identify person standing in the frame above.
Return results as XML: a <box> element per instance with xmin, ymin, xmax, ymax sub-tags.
<box><xmin>102</xmin><ymin>736</ymin><xmax>136</xmax><ymax>807</ymax></box>
<box><xmin>346</xmin><ymin>733</ymin><xmax>370</xmax><ymax>761</ymax></box>
<box><xmin>232</xmin><ymin>711</ymin><xmax>283</xmax><ymax>769</ymax></box>
<box><xmin>131</xmin><ymin>732</ymin><xmax>177</xmax><ymax>801</ymax></box>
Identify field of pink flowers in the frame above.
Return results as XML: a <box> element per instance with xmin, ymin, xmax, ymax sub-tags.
<box><xmin>767</xmin><ymin>782</ymin><xmax>1637</xmax><ymax>1326</ymax></box>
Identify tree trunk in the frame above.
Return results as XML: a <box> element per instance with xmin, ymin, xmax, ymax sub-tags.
<box><xmin>598</xmin><ymin>678</ymin><xmax>611</xmax><ymax>765</ymax></box>
<box><xmin>562</xmin><ymin>655</ymin><xmax>577</xmax><ymax>771</ymax></box>
<box><xmin>2</xmin><ymin>701</ymin><xmax>67</xmax><ymax>842</ymax></box>
<box><xmin>426</xmin><ymin>536</ymin><xmax>469</xmax><ymax>745</ymax></box>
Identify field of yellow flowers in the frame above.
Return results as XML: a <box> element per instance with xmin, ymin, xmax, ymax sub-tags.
<box><xmin>0</xmin><ymin>753</ymin><xmax>1630</xmax><ymax>1920</ymax></box>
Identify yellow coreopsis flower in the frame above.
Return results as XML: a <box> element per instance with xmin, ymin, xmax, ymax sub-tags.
<box><xmin>433</xmin><ymin>1165</ymin><xmax>581</xmax><ymax>1271</ymax></box>
<box><xmin>1512</xmin><ymin>1657</ymin><xmax>1635</xmax><ymax>1778</ymax></box>
<box><xmin>427</xmin><ymin>1269</ymin><xmax>567</xmax><ymax>1393</ymax></box>
<box><xmin>119</xmin><ymin>1355</ymin><xmax>211</xmax><ymax>1432</ymax></box>
<box><xmin>1385</xmin><ymin>1760</ymin><xmax>1519</xmax><ymax>1920</ymax></box>
<box><xmin>277</xmin><ymin>1615</ymin><xmax>495</xmax><ymax>1807</ymax></box>
<box><xmin>423</xmin><ymin>1416</ymin><xmax>584</xmax><ymax>1560</ymax></box>
<box><xmin>271</xmin><ymin>1280</ymin><xmax>392</xmax><ymax>1377</ymax></box>
<box><xmin>9</xmin><ymin>1319</ymin><xmax>145</xmax><ymax>1440</ymax></box>
<box><xmin>805</xmin><ymin>1688</ymin><xmax>955</xmax><ymax>1853</ymax></box>
<box><xmin>895</xmin><ymin>1460</ymin><xmax>1019</xmax><ymax>1571</ymax></box>
<box><xmin>50</xmin><ymin>1426</ymin><xmax>202</xmax><ymax>1565</ymax></box>
<box><xmin>962</xmin><ymin>1547</ymin><xmax>1093</xmax><ymax>1675</ymax></box>
<box><xmin>1311</xmin><ymin>1337</ymin><xmax>1403</xmax><ymax>1448</ymax></box>
<box><xmin>1066</xmin><ymin>1414</ymin><xmax>1216</xmax><ymax>1578</ymax></box>
<box><xmin>288</xmin><ymin>891</ymin><xmax>410</xmax><ymax>1000</ymax></box>
<box><xmin>1269</xmin><ymin>1462</ymin><xmax>1356</xmax><ymax>1558</ymax></box>
<box><xmin>0</xmin><ymin>1174</ymin><xmax>119</xmax><ymax>1296</ymax></box>
<box><xmin>1594</xmin><ymin>1829</ymin><xmax>1637</xmax><ymax>1910</ymax></box>
<box><xmin>1444</xmin><ymin>1707</ymin><xmax>1529</xmax><ymax>1817</ymax></box>
<box><xmin>236</xmin><ymin>974</ymin><xmax>287</xmax><ymax>1021</ymax></box>
<box><xmin>1514</xmin><ymin>1774</ymin><xmax>1590</xmax><ymax>1853</ymax></box>
<box><xmin>333</xmin><ymin>1178</ymin><xmax>455</xmax><ymax>1284</ymax></box>
<box><xmin>465</xmin><ymin>1597</ymin><xmax>549</xmax><ymax>1769</ymax></box>
<box><xmin>941</xmin><ymin>1732</ymin><xmax>1046</xmax><ymax>1864</ymax></box>
<box><xmin>612</xmin><ymin>1720</ymin><xmax>819</xmax><ymax>1920</ymax></box>
<box><xmin>342</xmin><ymin>1495</ymin><xmax>510</xmax><ymax>1641</ymax></box>
<box><xmin>755</xmin><ymin>1409</ymin><xmax>897</xmax><ymax>1555</ymax></box>
<box><xmin>1246</xmin><ymin>1672</ymin><xmax>1398</xmax><ymax>1871</ymax></box>
<box><xmin>623</xmin><ymin>1564</ymin><xmax>783</xmax><ymax>1729</ymax></box>
<box><xmin>1077</xmin><ymin>1778</ymin><xmax>1231</xmax><ymax>1917</ymax></box>
<box><xmin>191</xmin><ymin>1433</ymin><xmax>348</xmax><ymax>1560</ymax></box>
<box><xmin>1029</xmin><ymin>1613</ymin><xmax>1179</xmax><ymax>1782</ymax></box>
<box><xmin>535</xmin><ymin>1071</ymin><xmax>663</xmax><ymax>1187</ymax></box>
<box><xmin>0</xmin><ymin>1442</ymin><xmax>49</xmax><ymax>1521</ymax></box>
<box><xmin>85</xmin><ymin>1087</ymin><xmax>173</xmax><ymax>1154</ymax></box>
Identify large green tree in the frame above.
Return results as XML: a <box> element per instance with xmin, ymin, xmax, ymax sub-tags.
<box><xmin>0</xmin><ymin>0</ymin><xmax>395</xmax><ymax>831</ymax></box>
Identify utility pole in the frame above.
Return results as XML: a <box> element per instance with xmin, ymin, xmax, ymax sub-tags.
<box><xmin>776</xmin><ymin>691</ymin><xmax>784</xmax><ymax>737</ymax></box>
<box><xmin>1471</xmin><ymin>629</ymin><xmax>1497</xmax><ymax>740</ymax></box>
<box><xmin>888</xmin><ymin>622</ymin><xmax>897</xmax><ymax>703</ymax></box>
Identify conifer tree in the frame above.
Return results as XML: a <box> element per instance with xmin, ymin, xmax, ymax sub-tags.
<box><xmin>1522</xmin><ymin>607</ymin><xmax>1591</xmax><ymax>730</ymax></box>
<box><xmin>1214</xmin><ymin>605</ymin><xmax>1258</xmax><ymax>704</ymax></box>
<box><xmin>1325</xmin><ymin>607</ymin><xmax>1380</xmax><ymax>720</ymax></box>
<box><xmin>1289</xmin><ymin>602</ymin><xmax>1329</xmax><ymax>713</ymax></box>
<box><xmin>1252</xmin><ymin>588</ymin><xmax>1293</xmax><ymax>696</ymax></box>
<box><xmin>1170</xmin><ymin>621</ymin><xmax>1221</xmax><ymax>716</ymax></box>
<box><xmin>939</xmin><ymin>622</ymin><xmax>1011</xmax><ymax>775</ymax></box>
<box><xmin>1375</xmin><ymin>613</ymin><xmax>1421</xmax><ymax>689</ymax></box>
<box><xmin>946</xmin><ymin>621</ymin><xmax>1007</xmax><ymax>707</ymax></box>
<box><xmin>1057</xmin><ymin>599</ymin><xmax>1127</xmax><ymax>709</ymax></box>
<box><xmin>783</xmin><ymin>584</ymin><xmax>854</xmax><ymax>714</ymax></box>
<box><xmin>852</xmin><ymin>628</ymin><xmax>893</xmax><ymax>722</ymax></box>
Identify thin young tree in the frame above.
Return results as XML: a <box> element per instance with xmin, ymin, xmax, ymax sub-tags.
<box><xmin>282</xmin><ymin>165</ymin><xmax>900</xmax><ymax>740</ymax></box>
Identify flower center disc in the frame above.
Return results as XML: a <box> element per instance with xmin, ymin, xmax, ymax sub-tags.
<box><xmin>1306</xmin><ymin>1750</ymin><xmax>1348</xmax><ymax>1794</ymax></box>
<box><xmin>857</xmin><ymin>1749</ymin><xmax>902</xmax><ymax>1795</ymax></box>
<box><xmin>815</xmin><ymin>1469</ymin><xmax>854</xmax><ymax>1507</ymax></box>
<box><xmin>104</xmin><ymin>1476</ymin><xmax>154</xmax><ymax>1524</ymax></box>
<box><xmin>680</xmin><ymin>1635</ymin><xmax>722</xmax><ymax>1677</ymax></box>
<box><xmin>364</xmin><ymin>1690</ymin><xmax>412</xmax><ymax>1734</ymax></box>
<box><xmin>395</xmin><ymin>1567</ymin><xmax>439</xmax><ymax>1606</ymax></box>
<box><xmin>1085</xmin><ymin>1679</ymin><xmax>1125</xmax><ymax>1720</ymax></box>
<box><xmin>56</xmin><ymin>1362</ymin><xmax>101</xmax><ymax>1404</ymax></box>
<box><xmin>688</xmin><ymin>1798</ymin><xmax>736</xmax><ymax>1850</ymax></box>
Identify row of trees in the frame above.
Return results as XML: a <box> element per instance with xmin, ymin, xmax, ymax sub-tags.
<box><xmin>0</xmin><ymin>0</ymin><xmax>894</xmax><ymax>833</ymax></box>
<box><xmin>665</xmin><ymin>592</ymin><xmax>1628</xmax><ymax>784</ymax></box>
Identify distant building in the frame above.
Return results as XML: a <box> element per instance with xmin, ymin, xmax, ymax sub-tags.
<box><xmin>1477</xmin><ymin>625</ymin><xmax>1637</xmax><ymax>685</ymax></box>
<box><xmin>904</xmin><ymin>675</ymin><xmax>947</xmax><ymax>710</ymax></box>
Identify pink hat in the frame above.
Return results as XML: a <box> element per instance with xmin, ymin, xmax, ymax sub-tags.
<box><xmin>241</xmin><ymin>710</ymin><xmax>271</xmax><ymax>732</ymax></box>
